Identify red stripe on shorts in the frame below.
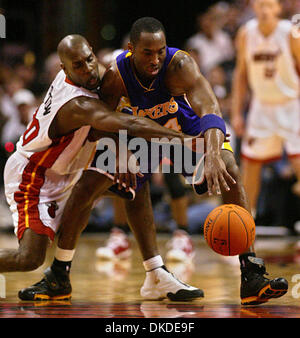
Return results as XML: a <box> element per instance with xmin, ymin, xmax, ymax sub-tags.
<box><xmin>13</xmin><ymin>134</ymin><xmax>75</xmax><ymax>240</ymax></box>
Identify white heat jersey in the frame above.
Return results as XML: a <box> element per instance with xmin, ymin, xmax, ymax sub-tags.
<box><xmin>245</xmin><ymin>19</ymin><xmax>299</xmax><ymax>104</ymax></box>
<box><xmin>16</xmin><ymin>70</ymin><xmax>98</xmax><ymax>175</ymax></box>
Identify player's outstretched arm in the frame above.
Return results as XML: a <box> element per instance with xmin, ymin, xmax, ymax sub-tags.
<box><xmin>167</xmin><ymin>51</ymin><xmax>236</xmax><ymax>195</ymax></box>
<box><xmin>57</xmin><ymin>96</ymin><xmax>189</xmax><ymax>142</ymax></box>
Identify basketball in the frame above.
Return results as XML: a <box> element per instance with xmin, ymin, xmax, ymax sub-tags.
<box><xmin>204</xmin><ymin>204</ymin><xmax>256</xmax><ymax>256</ymax></box>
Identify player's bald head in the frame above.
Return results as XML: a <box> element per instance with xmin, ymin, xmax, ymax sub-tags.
<box><xmin>57</xmin><ymin>34</ymin><xmax>100</xmax><ymax>90</ymax></box>
<box><xmin>57</xmin><ymin>34</ymin><xmax>91</xmax><ymax>63</ymax></box>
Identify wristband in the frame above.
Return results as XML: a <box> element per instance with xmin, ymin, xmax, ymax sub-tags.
<box><xmin>200</xmin><ymin>114</ymin><xmax>226</xmax><ymax>136</ymax></box>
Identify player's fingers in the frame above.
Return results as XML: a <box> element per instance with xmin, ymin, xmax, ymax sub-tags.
<box><xmin>131</xmin><ymin>173</ymin><xmax>137</xmax><ymax>190</ymax></box>
<box><xmin>125</xmin><ymin>173</ymin><xmax>131</xmax><ymax>192</ymax></box>
<box><xmin>223</xmin><ymin>170</ymin><xmax>237</xmax><ymax>185</ymax></box>
<box><xmin>205</xmin><ymin>173</ymin><xmax>213</xmax><ymax>196</ymax></box>
<box><xmin>218</xmin><ymin>172</ymin><xmax>230</xmax><ymax>192</ymax></box>
<box><xmin>118</xmin><ymin>173</ymin><xmax>125</xmax><ymax>190</ymax></box>
<box><xmin>212</xmin><ymin>173</ymin><xmax>222</xmax><ymax>195</ymax></box>
<box><xmin>113</xmin><ymin>172</ymin><xmax>119</xmax><ymax>184</ymax></box>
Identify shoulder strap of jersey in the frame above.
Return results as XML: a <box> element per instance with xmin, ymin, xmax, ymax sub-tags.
<box><xmin>165</xmin><ymin>47</ymin><xmax>181</xmax><ymax>66</ymax></box>
<box><xmin>116</xmin><ymin>50</ymin><xmax>132</xmax><ymax>87</ymax></box>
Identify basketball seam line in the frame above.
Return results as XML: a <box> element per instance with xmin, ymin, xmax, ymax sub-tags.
<box><xmin>210</xmin><ymin>209</ymin><xmax>223</xmax><ymax>253</ymax></box>
<box><xmin>234</xmin><ymin>210</ymin><xmax>249</xmax><ymax>250</ymax></box>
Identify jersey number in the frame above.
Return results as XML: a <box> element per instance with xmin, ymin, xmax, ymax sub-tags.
<box><xmin>164</xmin><ymin>117</ymin><xmax>182</xmax><ymax>132</ymax></box>
<box><xmin>264</xmin><ymin>67</ymin><xmax>276</xmax><ymax>78</ymax></box>
<box><xmin>22</xmin><ymin>109</ymin><xmax>40</xmax><ymax>146</ymax></box>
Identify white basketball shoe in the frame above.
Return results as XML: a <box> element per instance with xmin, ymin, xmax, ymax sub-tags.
<box><xmin>140</xmin><ymin>266</ymin><xmax>204</xmax><ymax>301</ymax></box>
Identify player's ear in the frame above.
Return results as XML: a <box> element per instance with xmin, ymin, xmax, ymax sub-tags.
<box><xmin>128</xmin><ymin>42</ymin><xmax>134</xmax><ymax>53</ymax></box>
<box><xmin>60</xmin><ymin>63</ymin><xmax>65</xmax><ymax>71</ymax></box>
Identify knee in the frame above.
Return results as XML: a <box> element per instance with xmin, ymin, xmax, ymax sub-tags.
<box><xmin>17</xmin><ymin>251</ymin><xmax>45</xmax><ymax>271</ymax></box>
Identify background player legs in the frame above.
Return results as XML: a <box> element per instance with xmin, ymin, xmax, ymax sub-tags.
<box><xmin>95</xmin><ymin>197</ymin><xmax>132</xmax><ymax>260</ymax></box>
<box><xmin>0</xmin><ymin>229</ymin><xmax>48</xmax><ymax>272</ymax></box>
<box><xmin>170</xmin><ymin>195</ymin><xmax>188</xmax><ymax>229</ymax></box>
<box><xmin>112</xmin><ymin>197</ymin><xmax>128</xmax><ymax>231</ymax></box>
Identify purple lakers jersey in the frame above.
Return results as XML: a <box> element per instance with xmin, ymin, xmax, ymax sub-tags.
<box><xmin>115</xmin><ymin>47</ymin><xmax>201</xmax><ymax>136</ymax></box>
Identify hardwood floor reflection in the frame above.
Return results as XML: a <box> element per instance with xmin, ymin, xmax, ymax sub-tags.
<box><xmin>0</xmin><ymin>233</ymin><xmax>300</xmax><ymax>318</ymax></box>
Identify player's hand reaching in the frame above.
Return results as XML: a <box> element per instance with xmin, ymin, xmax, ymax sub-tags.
<box><xmin>114</xmin><ymin>147</ymin><xmax>144</xmax><ymax>192</ymax></box>
<box><xmin>204</xmin><ymin>153</ymin><xmax>236</xmax><ymax>196</ymax></box>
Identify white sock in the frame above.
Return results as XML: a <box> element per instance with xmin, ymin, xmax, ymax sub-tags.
<box><xmin>55</xmin><ymin>247</ymin><xmax>76</xmax><ymax>262</ymax></box>
<box><xmin>143</xmin><ymin>255</ymin><xmax>164</xmax><ymax>272</ymax></box>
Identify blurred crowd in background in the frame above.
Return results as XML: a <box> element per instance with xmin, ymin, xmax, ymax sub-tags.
<box><xmin>1</xmin><ymin>0</ymin><xmax>300</xmax><ymax>236</ymax></box>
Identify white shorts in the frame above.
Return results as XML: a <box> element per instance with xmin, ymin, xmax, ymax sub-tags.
<box><xmin>241</xmin><ymin>98</ymin><xmax>300</xmax><ymax>161</ymax></box>
<box><xmin>4</xmin><ymin>152</ymin><xmax>82</xmax><ymax>241</ymax></box>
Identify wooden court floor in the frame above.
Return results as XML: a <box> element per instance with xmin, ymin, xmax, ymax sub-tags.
<box><xmin>0</xmin><ymin>232</ymin><xmax>300</xmax><ymax>319</ymax></box>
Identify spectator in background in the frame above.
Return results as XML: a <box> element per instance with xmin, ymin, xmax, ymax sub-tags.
<box><xmin>234</xmin><ymin>0</ymin><xmax>255</xmax><ymax>25</ymax></box>
<box><xmin>0</xmin><ymin>75</ymin><xmax>28</xmax><ymax>146</ymax></box>
<box><xmin>280</xmin><ymin>0</ymin><xmax>300</xmax><ymax>19</ymax></box>
<box><xmin>221</xmin><ymin>3</ymin><xmax>244</xmax><ymax>39</ymax></box>
<box><xmin>44</xmin><ymin>52</ymin><xmax>61</xmax><ymax>84</ymax></box>
<box><xmin>185</xmin><ymin>8</ymin><xmax>234</xmax><ymax>75</ymax></box>
<box><xmin>97</xmin><ymin>34</ymin><xmax>130</xmax><ymax>68</ymax></box>
<box><xmin>12</xmin><ymin>88</ymin><xmax>36</xmax><ymax>126</ymax></box>
<box><xmin>36</xmin><ymin>52</ymin><xmax>61</xmax><ymax>102</ymax></box>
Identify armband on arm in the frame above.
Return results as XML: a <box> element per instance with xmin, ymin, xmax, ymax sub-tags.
<box><xmin>200</xmin><ymin>114</ymin><xmax>226</xmax><ymax>136</ymax></box>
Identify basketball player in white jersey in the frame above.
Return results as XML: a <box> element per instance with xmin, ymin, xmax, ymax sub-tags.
<box><xmin>0</xmin><ymin>35</ymin><xmax>195</xmax><ymax>277</ymax></box>
<box><xmin>231</xmin><ymin>0</ymin><xmax>300</xmax><ymax>215</ymax></box>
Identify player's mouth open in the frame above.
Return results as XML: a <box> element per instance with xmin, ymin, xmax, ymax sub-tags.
<box><xmin>87</xmin><ymin>76</ymin><xmax>99</xmax><ymax>87</ymax></box>
<box><xmin>89</xmin><ymin>77</ymin><xmax>97</xmax><ymax>84</ymax></box>
<box><xmin>148</xmin><ymin>67</ymin><xmax>159</xmax><ymax>75</ymax></box>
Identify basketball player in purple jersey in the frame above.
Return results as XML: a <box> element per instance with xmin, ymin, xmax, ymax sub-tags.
<box><xmin>21</xmin><ymin>18</ymin><xmax>288</xmax><ymax>305</ymax></box>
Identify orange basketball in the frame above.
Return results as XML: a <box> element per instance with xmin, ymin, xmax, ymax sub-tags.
<box><xmin>204</xmin><ymin>204</ymin><xmax>255</xmax><ymax>256</ymax></box>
